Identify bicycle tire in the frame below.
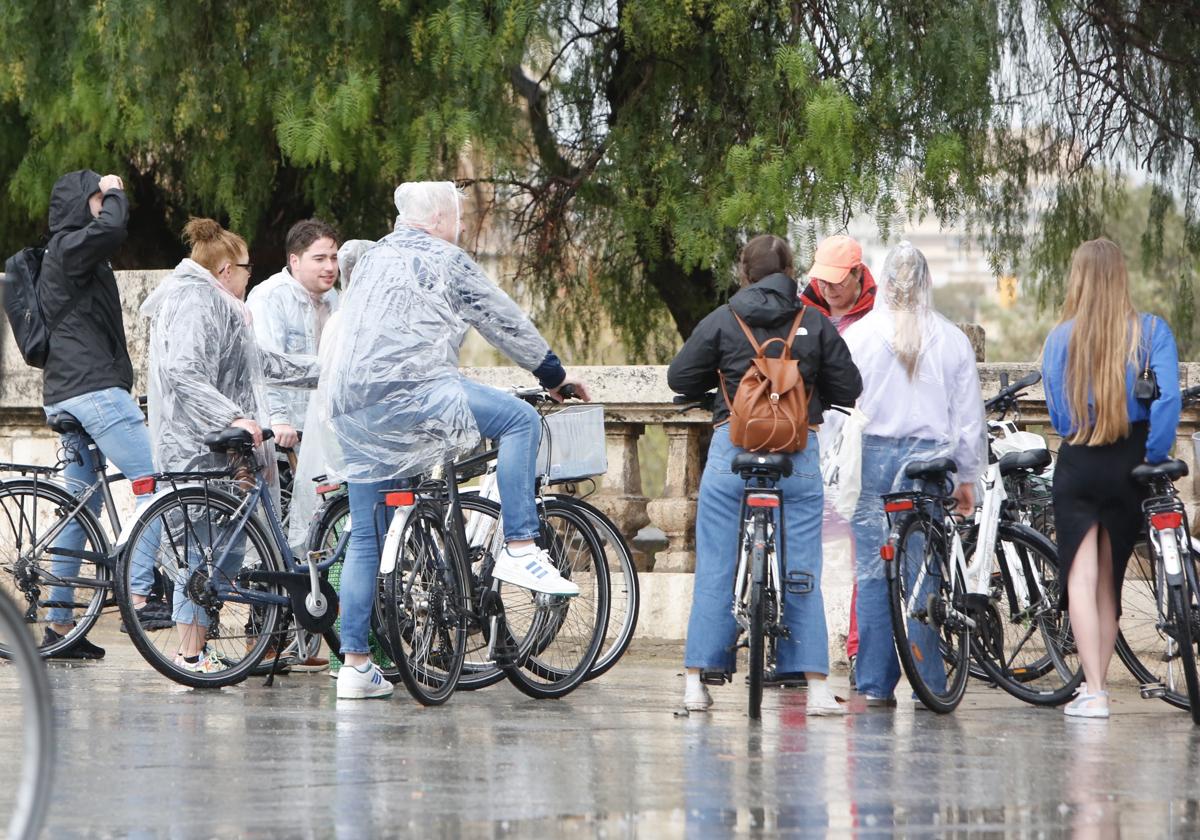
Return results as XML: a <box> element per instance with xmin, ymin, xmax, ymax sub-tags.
<box><xmin>747</xmin><ymin>512</ymin><xmax>767</xmax><ymax>720</ymax></box>
<box><xmin>383</xmin><ymin>501</ymin><xmax>469</xmax><ymax>705</ymax></box>
<box><xmin>1115</xmin><ymin>541</ymin><xmax>1200</xmax><ymax>711</ymax></box>
<box><xmin>1166</xmin><ymin>580</ymin><xmax>1200</xmax><ymax>724</ymax></box>
<box><xmin>0</xmin><ymin>589</ymin><xmax>54</xmax><ymax>840</ymax></box>
<box><xmin>968</xmin><ymin>521</ymin><xmax>1083</xmax><ymax>706</ymax></box>
<box><xmin>549</xmin><ymin>495</ymin><xmax>640</xmax><ymax>680</ymax></box>
<box><xmin>888</xmin><ymin>511</ymin><xmax>970</xmax><ymax>713</ymax></box>
<box><xmin>116</xmin><ymin>485</ymin><xmax>286</xmax><ymax>689</ymax></box>
<box><xmin>0</xmin><ymin>477</ymin><xmax>112</xmax><ymax>658</ymax></box>
<box><xmin>503</xmin><ymin>500</ymin><xmax>609</xmax><ymax>699</ymax></box>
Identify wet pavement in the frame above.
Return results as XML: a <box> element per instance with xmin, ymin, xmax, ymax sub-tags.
<box><xmin>2</xmin><ymin>619</ymin><xmax>1199</xmax><ymax>838</ymax></box>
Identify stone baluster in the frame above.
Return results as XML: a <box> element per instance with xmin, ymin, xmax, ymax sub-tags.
<box><xmin>645</xmin><ymin>423</ymin><xmax>705</xmax><ymax>572</ymax></box>
<box><xmin>590</xmin><ymin>422</ymin><xmax>653</xmax><ymax>571</ymax></box>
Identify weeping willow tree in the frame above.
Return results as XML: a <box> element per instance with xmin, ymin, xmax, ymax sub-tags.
<box><xmin>0</xmin><ymin>1</ymin><xmax>1195</xmax><ymax>357</ymax></box>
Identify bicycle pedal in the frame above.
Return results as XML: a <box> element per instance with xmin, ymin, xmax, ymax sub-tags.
<box><xmin>1139</xmin><ymin>682</ymin><xmax>1167</xmax><ymax>700</ymax></box>
<box><xmin>700</xmin><ymin>670</ymin><xmax>731</xmax><ymax>686</ymax></box>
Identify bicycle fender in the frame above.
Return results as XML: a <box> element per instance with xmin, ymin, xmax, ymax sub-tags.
<box><xmin>379</xmin><ymin>504</ymin><xmax>414</xmax><ymax>575</ymax></box>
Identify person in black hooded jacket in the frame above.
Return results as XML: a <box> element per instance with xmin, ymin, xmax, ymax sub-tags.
<box><xmin>668</xmin><ymin>234</ymin><xmax>862</xmax><ymax>716</ymax></box>
<box><xmin>35</xmin><ymin>170</ymin><xmax>169</xmax><ymax>660</ymax></box>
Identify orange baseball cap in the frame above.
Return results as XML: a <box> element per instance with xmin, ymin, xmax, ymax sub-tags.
<box><xmin>809</xmin><ymin>235</ymin><xmax>863</xmax><ymax>285</ymax></box>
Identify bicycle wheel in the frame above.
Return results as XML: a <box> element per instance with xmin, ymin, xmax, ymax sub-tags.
<box><xmin>1116</xmin><ymin>541</ymin><xmax>1200</xmax><ymax>711</ymax></box>
<box><xmin>968</xmin><ymin>521</ymin><xmax>1083</xmax><ymax>706</ymax></box>
<box><xmin>1165</xmin><ymin>577</ymin><xmax>1200</xmax><ymax>724</ymax></box>
<box><xmin>550</xmin><ymin>495</ymin><xmax>640</xmax><ymax>680</ymax></box>
<box><xmin>502</xmin><ymin>500</ymin><xmax>610</xmax><ymax>699</ymax></box>
<box><xmin>0</xmin><ymin>589</ymin><xmax>54</xmax><ymax>840</ymax></box>
<box><xmin>383</xmin><ymin>501</ymin><xmax>469</xmax><ymax>705</ymax></box>
<box><xmin>0</xmin><ymin>478</ymin><xmax>112</xmax><ymax>657</ymax></box>
<box><xmin>747</xmin><ymin>513</ymin><xmax>767</xmax><ymax>720</ymax></box>
<box><xmin>116</xmin><ymin>485</ymin><xmax>286</xmax><ymax>688</ymax></box>
<box><xmin>889</xmin><ymin>511</ymin><xmax>970</xmax><ymax>713</ymax></box>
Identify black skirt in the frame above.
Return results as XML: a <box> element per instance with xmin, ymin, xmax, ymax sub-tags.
<box><xmin>1051</xmin><ymin>422</ymin><xmax>1148</xmax><ymax>613</ymax></box>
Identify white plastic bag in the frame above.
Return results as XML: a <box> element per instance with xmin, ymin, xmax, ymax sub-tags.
<box><xmin>821</xmin><ymin>406</ymin><xmax>869</xmax><ymax>520</ymax></box>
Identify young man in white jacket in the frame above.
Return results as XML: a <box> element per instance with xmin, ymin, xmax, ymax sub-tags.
<box><xmin>246</xmin><ymin>219</ymin><xmax>340</xmax><ymax>450</ymax></box>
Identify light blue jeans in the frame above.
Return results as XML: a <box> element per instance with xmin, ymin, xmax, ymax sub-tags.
<box><xmin>43</xmin><ymin>387</ymin><xmax>158</xmax><ymax>624</ymax></box>
<box><xmin>851</xmin><ymin>434</ymin><xmax>947</xmax><ymax>700</ymax></box>
<box><xmin>684</xmin><ymin>426</ymin><xmax>829</xmax><ymax>676</ymax></box>
<box><xmin>339</xmin><ymin>381</ymin><xmax>544</xmax><ymax>654</ymax></box>
<box><xmin>170</xmin><ymin>517</ymin><xmax>245</xmax><ymax>627</ymax></box>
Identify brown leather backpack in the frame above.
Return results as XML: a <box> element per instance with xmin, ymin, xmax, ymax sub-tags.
<box><xmin>719</xmin><ymin>306</ymin><xmax>811</xmax><ymax>453</ymax></box>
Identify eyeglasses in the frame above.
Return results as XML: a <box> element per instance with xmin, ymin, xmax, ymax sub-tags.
<box><xmin>236</xmin><ymin>262</ymin><xmax>254</xmax><ymax>273</ymax></box>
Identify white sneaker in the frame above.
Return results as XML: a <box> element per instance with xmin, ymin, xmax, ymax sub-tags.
<box><xmin>806</xmin><ymin>682</ymin><xmax>846</xmax><ymax>716</ymax></box>
<box><xmin>336</xmin><ymin>662</ymin><xmax>394</xmax><ymax>700</ymax></box>
<box><xmin>684</xmin><ymin>682</ymin><xmax>713</xmax><ymax>712</ymax></box>
<box><xmin>174</xmin><ymin>649</ymin><xmax>223</xmax><ymax>674</ymax></box>
<box><xmin>492</xmin><ymin>546</ymin><xmax>580</xmax><ymax>596</ymax></box>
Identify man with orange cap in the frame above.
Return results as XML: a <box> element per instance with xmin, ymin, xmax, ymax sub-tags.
<box><xmin>798</xmin><ymin>234</ymin><xmax>876</xmax><ymax>688</ymax></box>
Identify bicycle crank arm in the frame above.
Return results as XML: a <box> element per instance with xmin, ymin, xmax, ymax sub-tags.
<box><xmin>242</xmin><ymin>570</ymin><xmax>339</xmax><ymax>633</ymax></box>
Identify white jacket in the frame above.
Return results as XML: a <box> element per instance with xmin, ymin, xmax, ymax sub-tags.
<box><xmin>246</xmin><ymin>269</ymin><xmax>337</xmax><ymax>430</ymax></box>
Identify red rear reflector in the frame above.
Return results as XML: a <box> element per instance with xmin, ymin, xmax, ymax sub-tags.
<box><xmin>880</xmin><ymin>543</ymin><xmax>895</xmax><ymax>561</ymax></box>
<box><xmin>316</xmin><ymin>483</ymin><xmax>342</xmax><ymax>495</ymax></box>
<box><xmin>746</xmin><ymin>494</ymin><xmax>780</xmax><ymax>508</ymax></box>
<box><xmin>385</xmin><ymin>491</ymin><xmax>415</xmax><ymax>507</ymax></box>
<box><xmin>1151</xmin><ymin>511</ymin><xmax>1183</xmax><ymax>530</ymax></box>
<box><xmin>131</xmin><ymin>477</ymin><xmax>156</xmax><ymax>496</ymax></box>
<box><xmin>884</xmin><ymin>500</ymin><xmax>914</xmax><ymax>513</ymax></box>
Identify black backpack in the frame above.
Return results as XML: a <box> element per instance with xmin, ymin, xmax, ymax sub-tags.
<box><xmin>2</xmin><ymin>242</ymin><xmax>86</xmax><ymax>368</ymax></box>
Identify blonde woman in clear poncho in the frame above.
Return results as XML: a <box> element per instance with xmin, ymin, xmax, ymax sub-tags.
<box><xmin>841</xmin><ymin>242</ymin><xmax>985</xmax><ymax>707</ymax></box>
<box><xmin>321</xmin><ymin>182</ymin><xmax>591</xmax><ymax>700</ymax></box>
<box><xmin>139</xmin><ymin>219</ymin><xmax>320</xmax><ymax>673</ymax></box>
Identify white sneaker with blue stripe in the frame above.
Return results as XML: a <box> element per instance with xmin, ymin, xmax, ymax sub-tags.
<box><xmin>492</xmin><ymin>545</ymin><xmax>581</xmax><ymax>596</ymax></box>
<box><xmin>336</xmin><ymin>661</ymin><xmax>394</xmax><ymax>699</ymax></box>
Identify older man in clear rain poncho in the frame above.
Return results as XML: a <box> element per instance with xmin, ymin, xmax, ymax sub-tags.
<box><xmin>840</xmin><ymin>241</ymin><xmax>986</xmax><ymax>706</ymax></box>
<box><xmin>140</xmin><ymin>238</ymin><xmax>320</xmax><ymax>668</ymax></box>
<box><xmin>320</xmin><ymin>181</ymin><xmax>591</xmax><ymax>699</ymax></box>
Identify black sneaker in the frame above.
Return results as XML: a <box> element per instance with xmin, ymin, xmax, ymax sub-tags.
<box><xmin>121</xmin><ymin>601</ymin><xmax>174</xmax><ymax>633</ymax></box>
<box><xmin>42</xmin><ymin>627</ymin><xmax>106</xmax><ymax>660</ymax></box>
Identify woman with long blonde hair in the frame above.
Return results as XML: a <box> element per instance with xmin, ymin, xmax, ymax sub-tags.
<box><xmin>1042</xmin><ymin>238</ymin><xmax>1181</xmax><ymax>718</ymax></box>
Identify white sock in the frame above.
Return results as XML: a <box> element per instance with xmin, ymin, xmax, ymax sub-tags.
<box><xmin>685</xmin><ymin>671</ymin><xmax>702</xmax><ymax>694</ymax></box>
<box><xmin>354</xmin><ymin>662</ymin><xmax>373</xmax><ymax>673</ymax></box>
<box><xmin>504</xmin><ymin>543</ymin><xmax>537</xmax><ymax>557</ymax></box>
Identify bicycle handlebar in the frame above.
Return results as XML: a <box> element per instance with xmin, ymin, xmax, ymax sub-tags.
<box><xmin>985</xmin><ymin>370</ymin><xmax>1041</xmax><ymax>413</ymax></box>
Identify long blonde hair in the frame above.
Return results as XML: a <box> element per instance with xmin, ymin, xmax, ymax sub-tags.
<box><xmin>1059</xmin><ymin>238</ymin><xmax>1139</xmax><ymax>446</ymax></box>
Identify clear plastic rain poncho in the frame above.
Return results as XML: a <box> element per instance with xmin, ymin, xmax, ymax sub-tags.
<box><xmin>141</xmin><ymin>259</ymin><xmax>320</xmax><ymax>484</ymax></box>
<box><xmin>286</xmin><ymin>239</ymin><xmax>374</xmax><ymax>547</ymax></box>
<box><xmin>320</xmin><ymin>183</ymin><xmax>552</xmax><ymax>483</ymax></box>
<box><xmin>839</xmin><ymin>241</ymin><xmax>986</xmax><ymax>581</ymax></box>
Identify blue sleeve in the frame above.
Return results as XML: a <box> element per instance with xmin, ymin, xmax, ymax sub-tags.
<box><xmin>1041</xmin><ymin>326</ymin><xmax>1073</xmax><ymax>438</ymax></box>
<box><xmin>1144</xmin><ymin>316</ymin><xmax>1181</xmax><ymax>463</ymax></box>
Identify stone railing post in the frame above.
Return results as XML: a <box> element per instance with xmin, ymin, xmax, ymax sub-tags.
<box><xmin>590</xmin><ymin>421</ymin><xmax>653</xmax><ymax>571</ymax></box>
<box><xmin>645</xmin><ymin>422</ymin><xmax>705</xmax><ymax>572</ymax></box>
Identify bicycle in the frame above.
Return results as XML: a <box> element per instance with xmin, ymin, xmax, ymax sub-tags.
<box><xmin>673</xmin><ymin>392</ymin><xmax>805</xmax><ymax>721</ymax></box>
<box><xmin>378</xmin><ymin>423</ymin><xmax>610</xmax><ymax>705</ymax></box>
<box><xmin>0</xmin><ymin>587</ymin><xmax>54</xmax><ymax>840</ymax></box>
<box><xmin>0</xmin><ymin>410</ymin><xmax>167</xmax><ymax>657</ymax></box>
<box><xmin>114</xmin><ymin>427</ymin><xmax>344</xmax><ymax>687</ymax></box>
<box><xmin>882</xmin><ymin>442</ymin><xmax>1081</xmax><ymax>712</ymax></box>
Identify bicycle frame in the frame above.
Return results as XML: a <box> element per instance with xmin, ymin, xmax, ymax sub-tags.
<box><xmin>732</xmin><ymin>489</ymin><xmax>786</xmax><ymax>638</ymax></box>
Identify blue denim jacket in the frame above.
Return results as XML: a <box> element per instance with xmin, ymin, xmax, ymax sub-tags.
<box><xmin>1041</xmin><ymin>312</ymin><xmax>1181</xmax><ymax>463</ymax></box>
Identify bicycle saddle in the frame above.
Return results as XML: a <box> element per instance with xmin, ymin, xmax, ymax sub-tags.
<box><xmin>46</xmin><ymin>412</ymin><xmax>83</xmax><ymax>435</ymax></box>
<box><xmin>904</xmin><ymin>457</ymin><xmax>958</xmax><ymax>482</ymax></box>
<box><xmin>204</xmin><ymin>427</ymin><xmax>256</xmax><ymax>452</ymax></box>
<box><xmin>1131</xmin><ymin>459</ymin><xmax>1189</xmax><ymax>484</ymax></box>
<box><xmin>998</xmin><ymin>449</ymin><xmax>1051</xmax><ymax>477</ymax></box>
<box><xmin>731</xmin><ymin>452</ymin><xmax>793</xmax><ymax>480</ymax></box>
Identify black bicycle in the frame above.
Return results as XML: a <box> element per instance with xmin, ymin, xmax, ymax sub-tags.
<box><xmin>115</xmin><ymin>427</ymin><xmax>344</xmax><ymax>688</ymax></box>
<box><xmin>0</xmin><ymin>410</ymin><xmax>169</xmax><ymax>657</ymax></box>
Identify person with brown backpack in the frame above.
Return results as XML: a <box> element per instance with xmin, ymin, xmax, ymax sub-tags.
<box><xmin>668</xmin><ymin>234</ymin><xmax>862</xmax><ymax>716</ymax></box>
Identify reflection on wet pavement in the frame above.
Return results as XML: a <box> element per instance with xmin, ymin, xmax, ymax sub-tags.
<box><xmin>1</xmin><ymin>623</ymin><xmax>1198</xmax><ymax>838</ymax></box>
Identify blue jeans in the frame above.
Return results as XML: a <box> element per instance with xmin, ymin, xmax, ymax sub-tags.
<box><xmin>43</xmin><ymin>387</ymin><xmax>158</xmax><ymax>624</ymax></box>
<box><xmin>170</xmin><ymin>517</ymin><xmax>245</xmax><ymax>627</ymax></box>
<box><xmin>851</xmin><ymin>434</ymin><xmax>946</xmax><ymax>699</ymax></box>
<box><xmin>684</xmin><ymin>426</ymin><xmax>829</xmax><ymax>675</ymax></box>
<box><xmin>338</xmin><ymin>381</ymin><xmax>544</xmax><ymax>654</ymax></box>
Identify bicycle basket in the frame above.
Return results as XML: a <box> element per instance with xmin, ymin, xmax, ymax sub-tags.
<box><xmin>536</xmin><ymin>405</ymin><xmax>608</xmax><ymax>481</ymax></box>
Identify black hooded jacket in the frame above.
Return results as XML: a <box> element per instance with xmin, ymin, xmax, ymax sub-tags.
<box><xmin>39</xmin><ymin>170</ymin><xmax>134</xmax><ymax>404</ymax></box>
<box><xmin>667</xmin><ymin>272</ymin><xmax>862</xmax><ymax>426</ymax></box>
